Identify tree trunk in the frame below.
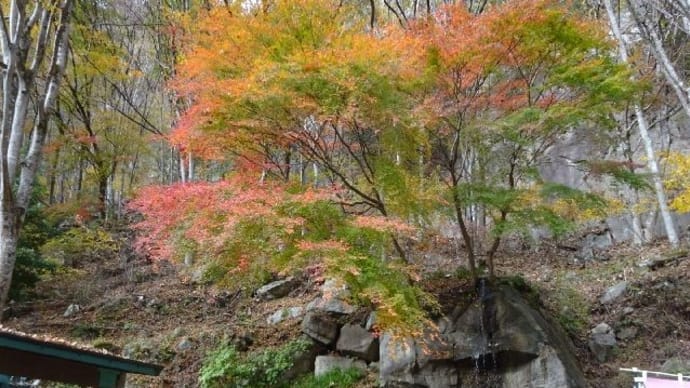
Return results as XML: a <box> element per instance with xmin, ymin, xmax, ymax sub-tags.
<box><xmin>629</xmin><ymin>0</ymin><xmax>690</xmax><ymax>120</ymax></box>
<box><xmin>0</xmin><ymin>215</ymin><xmax>18</xmax><ymax>316</ymax></box>
<box><xmin>0</xmin><ymin>0</ymin><xmax>74</xmax><ymax>311</ymax></box>
<box><xmin>604</xmin><ymin>0</ymin><xmax>679</xmax><ymax>248</ymax></box>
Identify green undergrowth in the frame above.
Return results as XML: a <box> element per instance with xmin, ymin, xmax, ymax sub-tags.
<box><xmin>549</xmin><ymin>277</ymin><xmax>591</xmax><ymax>336</ymax></box>
<box><xmin>199</xmin><ymin>338</ymin><xmax>312</xmax><ymax>388</ymax></box>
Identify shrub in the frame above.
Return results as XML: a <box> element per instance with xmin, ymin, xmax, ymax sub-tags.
<box><xmin>40</xmin><ymin>227</ymin><xmax>118</xmax><ymax>267</ymax></box>
<box><xmin>550</xmin><ymin>282</ymin><xmax>590</xmax><ymax>336</ymax></box>
<box><xmin>199</xmin><ymin>338</ymin><xmax>312</xmax><ymax>388</ymax></box>
<box><xmin>10</xmin><ymin>198</ymin><xmax>58</xmax><ymax>300</ymax></box>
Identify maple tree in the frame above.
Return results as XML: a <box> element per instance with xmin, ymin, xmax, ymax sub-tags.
<box><xmin>406</xmin><ymin>0</ymin><xmax>636</xmax><ymax>278</ymax></box>
<box><xmin>129</xmin><ymin>175</ymin><xmax>428</xmax><ymax>331</ymax></box>
<box><xmin>168</xmin><ymin>0</ymin><xmax>436</xmax><ymax>257</ymax></box>
<box><xmin>130</xmin><ymin>0</ymin><xmax>640</xmax><ymax>327</ymax></box>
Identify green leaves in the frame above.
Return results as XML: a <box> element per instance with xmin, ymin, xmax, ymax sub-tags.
<box><xmin>199</xmin><ymin>338</ymin><xmax>313</xmax><ymax>388</ymax></box>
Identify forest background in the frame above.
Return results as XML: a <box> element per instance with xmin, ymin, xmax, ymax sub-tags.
<box><xmin>1</xmin><ymin>0</ymin><xmax>690</xmax><ymax>338</ymax></box>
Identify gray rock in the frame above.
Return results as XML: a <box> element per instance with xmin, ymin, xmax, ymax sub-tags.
<box><xmin>306</xmin><ymin>297</ymin><xmax>355</xmax><ymax>315</ymax></box>
<box><xmin>255</xmin><ymin>277</ymin><xmax>297</xmax><ymax>300</ymax></box>
<box><xmin>584</xmin><ymin>231</ymin><xmax>614</xmax><ymax>251</ymax></box>
<box><xmin>382</xmin><ymin>283</ymin><xmax>587</xmax><ymax>388</ymax></box>
<box><xmin>621</xmin><ymin>307</ymin><xmax>635</xmax><ymax>316</ymax></box>
<box><xmin>616</xmin><ymin>326</ymin><xmax>638</xmax><ymax>341</ymax></box>
<box><xmin>600</xmin><ymin>281</ymin><xmax>628</xmax><ymax>304</ymax></box>
<box><xmin>502</xmin><ymin>345</ymin><xmax>573</xmax><ymax>388</ymax></box>
<box><xmin>450</xmin><ymin>285</ymin><xmax>587</xmax><ymax>387</ymax></box>
<box><xmin>415</xmin><ymin>330</ymin><xmax>453</xmax><ymax>368</ymax></box>
<box><xmin>414</xmin><ymin>363</ymin><xmax>458</xmax><ymax>388</ymax></box>
<box><xmin>281</xmin><ymin>337</ymin><xmax>322</xmax><ymax>380</ymax></box>
<box><xmin>379</xmin><ymin>333</ymin><xmax>416</xmax><ymax>386</ymax></box>
<box><xmin>365</xmin><ymin>311</ymin><xmax>377</xmax><ymax>331</ymax></box>
<box><xmin>447</xmin><ymin>302</ymin><xmax>489</xmax><ymax>361</ymax></box>
<box><xmin>176</xmin><ymin>337</ymin><xmax>193</xmax><ymax>351</ymax></box>
<box><xmin>314</xmin><ymin>355</ymin><xmax>366</xmax><ymax>377</ymax></box>
<box><xmin>591</xmin><ymin>322</ymin><xmax>612</xmax><ymax>335</ymax></box>
<box><xmin>588</xmin><ymin>332</ymin><xmax>617</xmax><ymax>363</ymax></box>
<box><xmin>320</xmin><ymin>279</ymin><xmax>349</xmax><ymax>298</ymax></box>
<box><xmin>436</xmin><ymin>316</ymin><xmax>453</xmax><ymax>334</ymax></box>
<box><xmin>336</xmin><ymin>324</ymin><xmax>379</xmax><ymax>362</ymax></box>
<box><xmin>301</xmin><ymin>311</ymin><xmax>339</xmax><ymax>345</ymax></box>
<box><xmin>575</xmin><ymin>247</ymin><xmax>595</xmax><ymax>262</ymax></box>
<box><xmin>267</xmin><ymin>307</ymin><xmax>304</xmax><ymax>324</ymax></box>
<box><xmin>63</xmin><ymin>304</ymin><xmax>81</xmax><ymax>318</ymax></box>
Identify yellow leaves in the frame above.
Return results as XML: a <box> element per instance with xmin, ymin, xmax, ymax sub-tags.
<box><xmin>664</xmin><ymin>152</ymin><xmax>690</xmax><ymax>213</ymax></box>
<box><xmin>664</xmin><ymin>152</ymin><xmax>690</xmax><ymax>190</ymax></box>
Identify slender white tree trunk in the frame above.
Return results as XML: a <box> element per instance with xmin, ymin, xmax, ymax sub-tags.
<box><xmin>187</xmin><ymin>151</ymin><xmax>194</xmax><ymax>182</ymax></box>
<box><xmin>179</xmin><ymin>149</ymin><xmax>186</xmax><ymax>183</ymax></box>
<box><xmin>629</xmin><ymin>0</ymin><xmax>690</xmax><ymax>120</ymax></box>
<box><xmin>604</xmin><ymin>0</ymin><xmax>679</xmax><ymax>248</ymax></box>
<box><xmin>0</xmin><ymin>0</ymin><xmax>74</xmax><ymax>311</ymax></box>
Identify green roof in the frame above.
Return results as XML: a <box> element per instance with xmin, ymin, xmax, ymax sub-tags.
<box><xmin>0</xmin><ymin>326</ymin><xmax>162</xmax><ymax>387</ymax></box>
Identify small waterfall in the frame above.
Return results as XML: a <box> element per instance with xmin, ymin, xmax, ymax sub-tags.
<box><xmin>473</xmin><ymin>277</ymin><xmax>501</xmax><ymax>387</ymax></box>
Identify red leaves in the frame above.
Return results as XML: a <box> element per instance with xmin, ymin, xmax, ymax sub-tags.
<box><xmin>129</xmin><ymin>176</ymin><xmax>285</xmax><ymax>260</ymax></box>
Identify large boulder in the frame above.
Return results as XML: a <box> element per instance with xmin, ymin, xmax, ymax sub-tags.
<box><xmin>600</xmin><ymin>281</ymin><xmax>628</xmax><ymax>304</ymax></box>
<box><xmin>416</xmin><ymin>329</ymin><xmax>452</xmax><ymax>369</ymax></box>
<box><xmin>378</xmin><ymin>283</ymin><xmax>587</xmax><ymax>388</ymax></box>
<box><xmin>314</xmin><ymin>355</ymin><xmax>367</xmax><ymax>377</ymax></box>
<box><xmin>480</xmin><ymin>285</ymin><xmax>586</xmax><ymax>387</ymax></box>
<box><xmin>306</xmin><ymin>297</ymin><xmax>356</xmax><ymax>315</ymax></box>
<box><xmin>445</xmin><ymin>302</ymin><xmax>488</xmax><ymax>362</ymax></box>
<box><xmin>301</xmin><ymin>311</ymin><xmax>339</xmax><ymax>346</ymax></box>
<box><xmin>379</xmin><ymin>333</ymin><xmax>416</xmax><ymax>386</ymax></box>
<box><xmin>307</xmin><ymin>278</ymin><xmax>356</xmax><ymax>315</ymax></box>
<box><xmin>415</xmin><ymin>363</ymin><xmax>458</xmax><ymax>388</ymax></box>
<box><xmin>336</xmin><ymin>324</ymin><xmax>379</xmax><ymax>362</ymax></box>
<box><xmin>588</xmin><ymin>323</ymin><xmax>617</xmax><ymax>363</ymax></box>
<box><xmin>267</xmin><ymin>307</ymin><xmax>304</xmax><ymax>325</ymax></box>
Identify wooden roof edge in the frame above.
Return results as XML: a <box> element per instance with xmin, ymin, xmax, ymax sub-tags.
<box><xmin>0</xmin><ymin>326</ymin><xmax>163</xmax><ymax>376</ymax></box>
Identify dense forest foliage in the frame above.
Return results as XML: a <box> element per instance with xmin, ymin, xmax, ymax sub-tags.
<box><xmin>1</xmin><ymin>0</ymin><xmax>690</xmax><ymax>333</ymax></box>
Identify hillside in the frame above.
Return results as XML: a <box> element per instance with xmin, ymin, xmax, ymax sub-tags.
<box><xmin>2</xmin><ymin>223</ymin><xmax>689</xmax><ymax>387</ymax></box>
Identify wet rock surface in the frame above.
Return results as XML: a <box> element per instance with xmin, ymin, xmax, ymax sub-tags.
<box><xmin>377</xmin><ymin>283</ymin><xmax>587</xmax><ymax>388</ymax></box>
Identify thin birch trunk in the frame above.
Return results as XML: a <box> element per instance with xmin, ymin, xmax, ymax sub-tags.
<box><xmin>604</xmin><ymin>0</ymin><xmax>679</xmax><ymax>248</ymax></box>
<box><xmin>629</xmin><ymin>0</ymin><xmax>690</xmax><ymax>120</ymax></box>
<box><xmin>0</xmin><ymin>0</ymin><xmax>74</xmax><ymax>311</ymax></box>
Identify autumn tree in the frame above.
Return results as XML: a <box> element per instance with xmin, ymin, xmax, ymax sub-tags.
<box><xmin>135</xmin><ymin>0</ymin><xmax>641</xmax><ymax>311</ymax></box>
<box><xmin>406</xmin><ymin>0</ymin><xmax>636</xmax><ymax>278</ymax></box>
<box><xmin>169</xmin><ymin>0</ymin><xmax>435</xmax><ymax>254</ymax></box>
<box><xmin>48</xmin><ymin>0</ymin><xmax>170</xmax><ymax>219</ymax></box>
<box><xmin>136</xmin><ymin>0</ymin><xmax>440</xmax><ymax>329</ymax></box>
<box><xmin>0</xmin><ymin>0</ymin><xmax>75</xmax><ymax>311</ymax></box>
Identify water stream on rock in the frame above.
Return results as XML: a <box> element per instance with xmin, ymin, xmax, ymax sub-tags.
<box><xmin>472</xmin><ymin>278</ymin><xmax>501</xmax><ymax>387</ymax></box>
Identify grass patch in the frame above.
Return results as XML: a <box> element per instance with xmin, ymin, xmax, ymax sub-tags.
<box><xmin>549</xmin><ymin>280</ymin><xmax>591</xmax><ymax>336</ymax></box>
<box><xmin>292</xmin><ymin>368</ymin><xmax>365</xmax><ymax>388</ymax></box>
<box><xmin>199</xmin><ymin>338</ymin><xmax>312</xmax><ymax>388</ymax></box>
